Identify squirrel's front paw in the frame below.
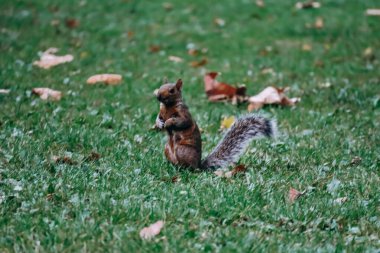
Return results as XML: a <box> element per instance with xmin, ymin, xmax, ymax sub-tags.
<box><xmin>156</xmin><ymin>117</ymin><xmax>164</xmax><ymax>129</ymax></box>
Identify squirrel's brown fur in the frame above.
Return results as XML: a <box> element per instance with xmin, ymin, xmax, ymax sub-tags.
<box><xmin>155</xmin><ymin>79</ymin><xmax>276</xmax><ymax>170</ymax></box>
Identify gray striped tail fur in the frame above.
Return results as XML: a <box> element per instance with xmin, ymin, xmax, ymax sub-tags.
<box><xmin>201</xmin><ymin>115</ymin><xmax>276</xmax><ymax>170</ymax></box>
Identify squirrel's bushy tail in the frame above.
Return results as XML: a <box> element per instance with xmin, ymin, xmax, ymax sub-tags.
<box><xmin>201</xmin><ymin>115</ymin><xmax>276</xmax><ymax>170</ymax></box>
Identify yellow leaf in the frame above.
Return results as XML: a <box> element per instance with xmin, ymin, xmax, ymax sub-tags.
<box><xmin>220</xmin><ymin>116</ymin><xmax>235</xmax><ymax>130</ymax></box>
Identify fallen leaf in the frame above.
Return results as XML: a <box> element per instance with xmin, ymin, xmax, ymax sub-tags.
<box><xmin>288</xmin><ymin>188</ymin><xmax>303</xmax><ymax>203</ymax></box>
<box><xmin>366</xmin><ymin>9</ymin><xmax>380</xmax><ymax>16</ymax></box>
<box><xmin>32</xmin><ymin>88</ymin><xmax>62</xmax><ymax>101</ymax></box>
<box><xmin>214</xmin><ymin>18</ymin><xmax>226</xmax><ymax>27</ymax></box>
<box><xmin>314</xmin><ymin>17</ymin><xmax>324</xmax><ymax>29</ymax></box>
<box><xmin>86</xmin><ymin>152</ymin><xmax>101</xmax><ymax>162</ymax></box>
<box><xmin>334</xmin><ymin>197</ymin><xmax>348</xmax><ymax>205</ymax></box>
<box><xmin>256</xmin><ymin>0</ymin><xmax>265</xmax><ymax>7</ymax></box>
<box><xmin>33</xmin><ymin>48</ymin><xmax>74</xmax><ymax>69</ymax></box>
<box><xmin>168</xmin><ymin>55</ymin><xmax>183</xmax><ymax>63</ymax></box>
<box><xmin>215</xmin><ymin>164</ymin><xmax>247</xmax><ymax>178</ymax></box>
<box><xmin>52</xmin><ymin>155</ymin><xmax>77</xmax><ymax>165</ymax></box>
<box><xmin>65</xmin><ymin>18</ymin><xmax>79</xmax><ymax>28</ymax></box>
<box><xmin>220</xmin><ymin>116</ymin><xmax>235</xmax><ymax>130</ymax></box>
<box><xmin>140</xmin><ymin>221</ymin><xmax>165</xmax><ymax>240</ymax></box>
<box><xmin>295</xmin><ymin>1</ymin><xmax>321</xmax><ymax>9</ymax></box>
<box><xmin>190</xmin><ymin>58</ymin><xmax>207</xmax><ymax>68</ymax></box>
<box><xmin>149</xmin><ymin>45</ymin><xmax>161</xmax><ymax>53</ymax></box>
<box><xmin>188</xmin><ymin>48</ymin><xmax>198</xmax><ymax>56</ymax></box>
<box><xmin>0</xmin><ymin>89</ymin><xmax>10</xmax><ymax>94</ymax></box>
<box><xmin>248</xmin><ymin>86</ymin><xmax>300</xmax><ymax>111</ymax></box>
<box><xmin>204</xmin><ymin>72</ymin><xmax>247</xmax><ymax>104</ymax></box>
<box><xmin>225</xmin><ymin>164</ymin><xmax>247</xmax><ymax>178</ymax></box>
<box><xmin>86</xmin><ymin>74</ymin><xmax>122</xmax><ymax>85</ymax></box>
<box><xmin>302</xmin><ymin>43</ymin><xmax>312</xmax><ymax>51</ymax></box>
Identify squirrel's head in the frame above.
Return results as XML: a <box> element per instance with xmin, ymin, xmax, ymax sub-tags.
<box><xmin>154</xmin><ymin>79</ymin><xmax>183</xmax><ymax>105</ymax></box>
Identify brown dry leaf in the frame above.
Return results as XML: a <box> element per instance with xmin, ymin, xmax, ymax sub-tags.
<box><xmin>188</xmin><ymin>48</ymin><xmax>198</xmax><ymax>56</ymax></box>
<box><xmin>52</xmin><ymin>155</ymin><xmax>77</xmax><ymax>165</ymax></box>
<box><xmin>248</xmin><ymin>86</ymin><xmax>300</xmax><ymax>111</ymax></box>
<box><xmin>220</xmin><ymin>116</ymin><xmax>235</xmax><ymax>130</ymax></box>
<box><xmin>214</xmin><ymin>18</ymin><xmax>226</xmax><ymax>27</ymax></box>
<box><xmin>314</xmin><ymin>17</ymin><xmax>324</xmax><ymax>29</ymax></box>
<box><xmin>256</xmin><ymin>0</ymin><xmax>265</xmax><ymax>7</ymax></box>
<box><xmin>65</xmin><ymin>18</ymin><xmax>79</xmax><ymax>28</ymax></box>
<box><xmin>0</xmin><ymin>89</ymin><xmax>10</xmax><ymax>94</ymax></box>
<box><xmin>86</xmin><ymin>152</ymin><xmax>101</xmax><ymax>162</ymax></box>
<box><xmin>168</xmin><ymin>55</ymin><xmax>183</xmax><ymax>63</ymax></box>
<box><xmin>225</xmin><ymin>164</ymin><xmax>247</xmax><ymax>178</ymax></box>
<box><xmin>204</xmin><ymin>72</ymin><xmax>247</xmax><ymax>103</ymax></box>
<box><xmin>32</xmin><ymin>88</ymin><xmax>62</xmax><ymax>101</ymax></box>
<box><xmin>149</xmin><ymin>45</ymin><xmax>161</xmax><ymax>53</ymax></box>
<box><xmin>215</xmin><ymin>164</ymin><xmax>247</xmax><ymax>178</ymax></box>
<box><xmin>190</xmin><ymin>58</ymin><xmax>208</xmax><ymax>68</ymax></box>
<box><xmin>139</xmin><ymin>221</ymin><xmax>165</xmax><ymax>240</ymax></box>
<box><xmin>302</xmin><ymin>43</ymin><xmax>312</xmax><ymax>51</ymax></box>
<box><xmin>295</xmin><ymin>1</ymin><xmax>321</xmax><ymax>9</ymax></box>
<box><xmin>87</xmin><ymin>74</ymin><xmax>122</xmax><ymax>85</ymax></box>
<box><xmin>33</xmin><ymin>48</ymin><xmax>74</xmax><ymax>69</ymax></box>
<box><xmin>288</xmin><ymin>188</ymin><xmax>303</xmax><ymax>203</ymax></box>
<box><xmin>366</xmin><ymin>9</ymin><xmax>380</xmax><ymax>16</ymax></box>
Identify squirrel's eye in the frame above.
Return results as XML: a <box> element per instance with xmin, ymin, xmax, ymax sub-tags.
<box><xmin>169</xmin><ymin>89</ymin><xmax>175</xmax><ymax>94</ymax></box>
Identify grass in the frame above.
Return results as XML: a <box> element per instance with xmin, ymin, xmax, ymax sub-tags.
<box><xmin>1</xmin><ymin>0</ymin><xmax>380</xmax><ymax>252</ymax></box>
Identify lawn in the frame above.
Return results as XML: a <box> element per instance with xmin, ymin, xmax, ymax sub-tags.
<box><xmin>1</xmin><ymin>0</ymin><xmax>380</xmax><ymax>252</ymax></box>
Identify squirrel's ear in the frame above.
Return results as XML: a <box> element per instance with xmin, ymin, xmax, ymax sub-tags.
<box><xmin>163</xmin><ymin>77</ymin><xmax>168</xmax><ymax>84</ymax></box>
<box><xmin>175</xmin><ymin>79</ymin><xmax>183</xmax><ymax>90</ymax></box>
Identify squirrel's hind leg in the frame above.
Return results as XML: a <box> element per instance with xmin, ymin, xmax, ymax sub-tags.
<box><xmin>175</xmin><ymin>145</ymin><xmax>201</xmax><ymax>169</ymax></box>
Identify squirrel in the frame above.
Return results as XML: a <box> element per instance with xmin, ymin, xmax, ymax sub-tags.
<box><xmin>154</xmin><ymin>79</ymin><xmax>277</xmax><ymax>170</ymax></box>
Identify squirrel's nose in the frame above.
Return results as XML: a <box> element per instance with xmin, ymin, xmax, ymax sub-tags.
<box><xmin>154</xmin><ymin>89</ymin><xmax>159</xmax><ymax>97</ymax></box>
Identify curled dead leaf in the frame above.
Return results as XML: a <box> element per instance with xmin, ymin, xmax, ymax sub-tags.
<box><xmin>33</xmin><ymin>48</ymin><xmax>74</xmax><ymax>69</ymax></box>
<box><xmin>288</xmin><ymin>188</ymin><xmax>303</xmax><ymax>203</ymax></box>
<box><xmin>87</xmin><ymin>74</ymin><xmax>122</xmax><ymax>85</ymax></box>
<box><xmin>32</xmin><ymin>88</ymin><xmax>62</xmax><ymax>101</ymax></box>
<box><xmin>204</xmin><ymin>72</ymin><xmax>247</xmax><ymax>104</ymax></box>
<box><xmin>248</xmin><ymin>86</ymin><xmax>300</xmax><ymax>111</ymax></box>
<box><xmin>190</xmin><ymin>58</ymin><xmax>208</xmax><ymax>68</ymax></box>
<box><xmin>139</xmin><ymin>221</ymin><xmax>165</xmax><ymax>240</ymax></box>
